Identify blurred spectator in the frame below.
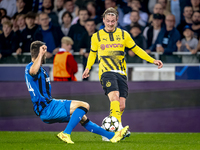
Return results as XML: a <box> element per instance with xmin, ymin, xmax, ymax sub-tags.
<box><xmin>197</xmin><ymin>38</ymin><xmax>200</xmax><ymax>51</ymax></box>
<box><xmin>34</xmin><ymin>13</ymin><xmax>40</xmax><ymax>25</ymax></box>
<box><xmin>177</xmin><ymin>6</ymin><xmax>193</xmax><ymax>39</ymax></box>
<box><xmin>191</xmin><ymin>11</ymin><xmax>200</xmax><ymax>39</ymax></box>
<box><xmin>170</xmin><ymin>0</ymin><xmax>181</xmax><ymax>27</ymax></box>
<box><xmin>176</xmin><ymin>25</ymin><xmax>199</xmax><ymax>63</ymax></box>
<box><xmin>149</xmin><ymin>14</ymin><xmax>181</xmax><ymax>55</ymax></box>
<box><xmin>11</xmin><ymin>15</ymin><xmax>19</xmax><ymax>32</ymax></box>
<box><xmin>148</xmin><ymin>0</ymin><xmax>157</xmax><ymax>14</ymax></box>
<box><xmin>128</xmin><ymin>23</ymin><xmax>147</xmax><ymax>57</ymax></box>
<box><xmin>32</xmin><ymin>0</ymin><xmax>43</xmax><ymax>13</ymax></box>
<box><xmin>0</xmin><ymin>0</ymin><xmax>17</xmax><ymax>17</ymax></box>
<box><xmin>34</xmin><ymin>12</ymin><xmax>64</xmax><ymax>58</ymax></box>
<box><xmin>53</xmin><ymin>0</ymin><xmax>65</xmax><ymax>14</ymax></box>
<box><xmin>124</xmin><ymin>10</ymin><xmax>144</xmax><ymax>33</ymax></box>
<box><xmin>86</xmin><ymin>1</ymin><xmax>102</xmax><ymax>25</ymax></box>
<box><xmin>0</xmin><ymin>8</ymin><xmax>7</xmax><ymax>17</ymax></box>
<box><xmin>16</xmin><ymin>14</ymin><xmax>26</xmax><ymax>32</ymax></box>
<box><xmin>42</xmin><ymin>0</ymin><xmax>59</xmax><ymax>26</ymax></box>
<box><xmin>13</xmin><ymin>0</ymin><xmax>28</xmax><ymax>17</ymax></box>
<box><xmin>61</xmin><ymin>11</ymin><xmax>72</xmax><ymax>36</ymax></box>
<box><xmin>0</xmin><ymin>15</ymin><xmax>11</xmax><ymax>33</ymax></box>
<box><xmin>0</xmin><ymin>21</ymin><xmax>19</xmax><ymax>59</ymax></box>
<box><xmin>148</xmin><ymin>3</ymin><xmax>164</xmax><ymax>23</ymax></box>
<box><xmin>58</xmin><ymin>0</ymin><xmax>76</xmax><ymax>25</ymax></box>
<box><xmin>68</xmin><ymin>8</ymin><xmax>88</xmax><ymax>52</ymax></box>
<box><xmin>71</xmin><ymin>5</ymin><xmax>79</xmax><ymax>25</ymax></box>
<box><xmin>79</xmin><ymin>19</ymin><xmax>97</xmax><ymax>80</ymax></box>
<box><xmin>123</xmin><ymin>0</ymin><xmax>148</xmax><ymax>27</ymax></box>
<box><xmin>20</xmin><ymin>12</ymin><xmax>38</xmax><ymax>52</ymax></box>
<box><xmin>143</xmin><ymin>13</ymin><xmax>163</xmax><ymax>53</ymax></box>
<box><xmin>158</xmin><ymin>0</ymin><xmax>171</xmax><ymax>17</ymax></box>
<box><xmin>104</xmin><ymin>0</ymin><xmax>125</xmax><ymax>27</ymax></box>
<box><xmin>191</xmin><ymin>0</ymin><xmax>200</xmax><ymax>11</ymax></box>
<box><xmin>53</xmin><ymin>36</ymin><xmax>78</xmax><ymax>81</ymax></box>
<box><xmin>15</xmin><ymin>14</ymin><xmax>26</xmax><ymax>55</ymax></box>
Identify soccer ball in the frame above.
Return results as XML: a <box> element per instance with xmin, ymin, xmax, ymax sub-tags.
<box><xmin>102</xmin><ymin>116</ymin><xmax>119</xmax><ymax>132</ymax></box>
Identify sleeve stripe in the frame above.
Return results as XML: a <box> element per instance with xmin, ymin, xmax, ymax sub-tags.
<box><xmin>121</xmin><ymin>29</ymin><xmax>124</xmax><ymax>39</ymax></box>
<box><xmin>97</xmin><ymin>31</ymin><xmax>101</xmax><ymax>42</ymax></box>
<box><xmin>130</xmin><ymin>44</ymin><xmax>136</xmax><ymax>49</ymax></box>
<box><xmin>90</xmin><ymin>49</ymin><xmax>97</xmax><ymax>52</ymax></box>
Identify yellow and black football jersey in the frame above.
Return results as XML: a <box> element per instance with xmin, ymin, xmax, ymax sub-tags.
<box><xmin>86</xmin><ymin>27</ymin><xmax>155</xmax><ymax>79</ymax></box>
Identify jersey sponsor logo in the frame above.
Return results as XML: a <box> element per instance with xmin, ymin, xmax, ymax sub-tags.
<box><xmin>100</xmin><ymin>43</ymin><xmax>123</xmax><ymax>50</ymax></box>
<box><xmin>100</xmin><ymin>44</ymin><xmax>106</xmax><ymax>50</ymax></box>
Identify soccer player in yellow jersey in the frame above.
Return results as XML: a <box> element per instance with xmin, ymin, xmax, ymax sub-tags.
<box><xmin>82</xmin><ymin>7</ymin><xmax>163</xmax><ymax>140</ymax></box>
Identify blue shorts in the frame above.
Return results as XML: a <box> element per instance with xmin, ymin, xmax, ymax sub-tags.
<box><xmin>40</xmin><ymin>99</ymin><xmax>71</xmax><ymax>124</ymax></box>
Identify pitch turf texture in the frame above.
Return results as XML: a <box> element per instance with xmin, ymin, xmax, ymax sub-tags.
<box><xmin>1</xmin><ymin>132</ymin><xmax>200</xmax><ymax>150</ymax></box>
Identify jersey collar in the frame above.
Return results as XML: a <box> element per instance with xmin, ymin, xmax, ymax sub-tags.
<box><xmin>103</xmin><ymin>27</ymin><xmax>117</xmax><ymax>33</ymax></box>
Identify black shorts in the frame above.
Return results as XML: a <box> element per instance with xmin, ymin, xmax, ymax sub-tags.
<box><xmin>100</xmin><ymin>72</ymin><xmax>128</xmax><ymax>98</ymax></box>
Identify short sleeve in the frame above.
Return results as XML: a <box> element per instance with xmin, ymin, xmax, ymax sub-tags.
<box><xmin>124</xmin><ymin>31</ymin><xmax>136</xmax><ymax>49</ymax></box>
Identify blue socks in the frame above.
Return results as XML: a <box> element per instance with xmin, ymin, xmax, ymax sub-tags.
<box><xmin>63</xmin><ymin>107</ymin><xmax>87</xmax><ymax>134</ymax></box>
<box><xmin>83</xmin><ymin>120</ymin><xmax>114</xmax><ymax>139</ymax></box>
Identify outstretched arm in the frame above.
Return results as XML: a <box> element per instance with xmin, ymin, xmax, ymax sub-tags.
<box><xmin>29</xmin><ymin>45</ymin><xmax>47</xmax><ymax>75</ymax></box>
<box><xmin>133</xmin><ymin>45</ymin><xmax>163</xmax><ymax>69</ymax></box>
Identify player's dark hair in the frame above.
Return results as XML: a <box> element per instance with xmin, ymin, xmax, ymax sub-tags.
<box><xmin>30</xmin><ymin>41</ymin><xmax>45</xmax><ymax>59</ymax></box>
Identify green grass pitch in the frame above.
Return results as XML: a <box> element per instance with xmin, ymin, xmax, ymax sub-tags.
<box><xmin>0</xmin><ymin>131</ymin><xmax>200</xmax><ymax>150</ymax></box>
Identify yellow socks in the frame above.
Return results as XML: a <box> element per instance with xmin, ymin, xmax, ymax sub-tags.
<box><xmin>110</xmin><ymin>101</ymin><xmax>121</xmax><ymax>123</ymax></box>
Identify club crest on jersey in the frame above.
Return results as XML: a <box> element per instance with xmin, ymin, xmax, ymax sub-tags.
<box><xmin>106</xmin><ymin>81</ymin><xmax>111</xmax><ymax>87</ymax></box>
<box><xmin>116</xmin><ymin>35</ymin><xmax>121</xmax><ymax>41</ymax></box>
<box><xmin>100</xmin><ymin>44</ymin><xmax>105</xmax><ymax>50</ymax></box>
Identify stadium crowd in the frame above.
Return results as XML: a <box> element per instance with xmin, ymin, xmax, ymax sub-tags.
<box><xmin>0</xmin><ymin>0</ymin><xmax>200</xmax><ymax>64</ymax></box>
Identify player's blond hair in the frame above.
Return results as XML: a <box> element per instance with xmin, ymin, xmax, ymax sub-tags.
<box><xmin>102</xmin><ymin>7</ymin><xmax>118</xmax><ymax>19</ymax></box>
<box><xmin>61</xmin><ymin>36</ymin><xmax>74</xmax><ymax>45</ymax></box>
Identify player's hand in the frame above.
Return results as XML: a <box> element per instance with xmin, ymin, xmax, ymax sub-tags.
<box><xmin>153</xmin><ymin>60</ymin><xmax>163</xmax><ymax>69</ymax></box>
<box><xmin>82</xmin><ymin>68</ymin><xmax>90</xmax><ymax>79</ymax></box>
<box><xmin>39</xmin><ymin>45</ymin><xmax>47</xmax><ymax>56</ymax></box>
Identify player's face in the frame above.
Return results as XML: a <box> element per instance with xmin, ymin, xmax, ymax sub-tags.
<box><xmin>103</xmin><ymin>14</ymin><xmax>117</xmax><ymax>32</ymax></box>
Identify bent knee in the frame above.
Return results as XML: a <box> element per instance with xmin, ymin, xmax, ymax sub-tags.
<box><xmin>82</xmin><ymin>102</ymin><xmax>90</xmax><ymax>111</ymax></box>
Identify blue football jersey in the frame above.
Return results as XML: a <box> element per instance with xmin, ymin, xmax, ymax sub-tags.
<box><xmin>25</xmin><ymin>62</ymin><xmax>52</xmax><ymax>116</ymax></box>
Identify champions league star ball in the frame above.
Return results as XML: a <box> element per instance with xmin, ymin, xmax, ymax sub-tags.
<box><xmin>102</xmin><ymin>116</ymin><xmax>119</xmax><ymax>132</ymax></box>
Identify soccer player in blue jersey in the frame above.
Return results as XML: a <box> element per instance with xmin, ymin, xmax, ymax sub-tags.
<box><xmin>25</xmin><ymin>41</ymin><xmax>129</xmax><ymax>144</ymax></box>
